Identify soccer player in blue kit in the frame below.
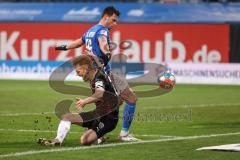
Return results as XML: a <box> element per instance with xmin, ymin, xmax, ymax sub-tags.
<box><xmin>55</xmin><ymin>6</ymin><xmax>138</xmax><ymax>141</ymax></box>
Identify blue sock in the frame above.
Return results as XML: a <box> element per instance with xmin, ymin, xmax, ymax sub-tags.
<box><xmin>122</xmin><ymin>102</ymin><xmax>136</xmax><ymax>132</ymax></box>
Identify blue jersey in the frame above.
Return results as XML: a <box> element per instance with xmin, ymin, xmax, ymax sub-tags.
<box><xmin>82</xmin><ymin>24</ymin><xmax>111</xmax><ymax>73</ymax></box>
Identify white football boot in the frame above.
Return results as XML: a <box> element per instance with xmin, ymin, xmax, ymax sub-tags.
<box><xmin>118</xmin><ymin>130</ymin><xmax>140</xmax><ymax>142</ymax></box>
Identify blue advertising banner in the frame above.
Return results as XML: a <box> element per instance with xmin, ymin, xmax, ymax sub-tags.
<box><xmin>0</xmin><ymin>3</ymin><xmax>240</xmax><ymax>23</ymax></box>
<box><xmin>0</xmin><ymin>60</ymin><xmax>64</xmax><ymax>80</ymax></box>
<box><xmin>0</xmin><ymin>60</ymin><xmax>148</xmax><ymax>81</ymax></box>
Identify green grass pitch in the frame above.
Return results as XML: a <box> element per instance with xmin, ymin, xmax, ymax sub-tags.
<box><xmin>0</xmin><ymin>80</ymin><xmax>240</xmax><ymax>160</ymax></box>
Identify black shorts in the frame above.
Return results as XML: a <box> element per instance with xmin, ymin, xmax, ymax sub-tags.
<box><xmin>79</xmin><ymin>110</ymin><xmax>119</xmax><ymax>138</ymax></box>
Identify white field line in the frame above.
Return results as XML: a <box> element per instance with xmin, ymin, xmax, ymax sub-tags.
<box><xmin>141</xmin><ymin>102</ymin><xmax>240</xmax><ymax>109</ymax></box>
<box><xmin>0</xmin><ymin>129</ymin><xmax>57</xmax><ymax>133</ymax></box>
<box><xmin>0</xmin><ymin>128</ymin><xmax>176</xmax><ymax>138</ymax></box>
<box><xmin>0</xmin><ymin>112</ymin><xmax>54</xmax><ymax>116</ymax></box>
<box><xmin>1</xmin><ymin>103</ymin><xmax>239</xmax><ymax>117</ymax></box>
<box><xmin>133</xmin><ymin>134</ymin><xmax>178</xmax><ymax>138</ymax></box>
<box><xmin>1</xmin><ymin>132</ymin><xmax>240</xmax><ymax>158</ymax></box>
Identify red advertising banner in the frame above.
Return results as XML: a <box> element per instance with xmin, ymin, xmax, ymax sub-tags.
<box><xmin>0</xmin><ymin>23</ymin><xmax>229</xmax><ymax>63</ymax></box>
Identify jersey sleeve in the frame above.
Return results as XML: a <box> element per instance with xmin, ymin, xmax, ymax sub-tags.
<box><xmin>97</xmin><ymin>29</ymin><xmax>109</xmax><ymax>39</ymax></box>
<box><xmin>82</xmin><ymin>33</ymin><xmax>86</xmax><ymax>44</ymax></box>
<box><xmin>94</xmin><ymin>78</ymin><xmax>105</xmax><ymax>89</ymax></box>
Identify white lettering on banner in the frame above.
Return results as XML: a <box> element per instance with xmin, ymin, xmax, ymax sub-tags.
<box><xmin>122</xmin><ymin>40</ymin><xmax>141</xmax><ymax>62</ymax></box>
<box><xmin>174</xmin><ymin>69</ymin><xmax>240</xmax><ymax>78</ymax></box>
<box><xmin>66</xmin><ymin>7</ymin><xmax>100</xmax><ymax>16</ymax></box>
<box><xmin>0</xmin><ymin>30</ymin><xmax>223</xmax><ymax>63</ymax></box>
<box><xmin>142</xmin><ymin>40</ymin><xmax>163</xmax><ymax>63</ymax></box>
<box><xmin>193</xmin><ymin>45</ymin><xmax>221</xmax><ymax>63</ymax></box>
<box><xmin>0</xmin><ymin>31</ymin><xmax>82</xmax><ymax>61</ymax></box>
<box><xmin>112</xmin><ymin>31</ymin><xmax>222</xmax><ymax>63</ymax></box>
<box><xmin>74</xmin><ymin>47</ymin><xmax>82</xmax><ymax>57</ymax></box>
<box><xmin>0</xmin><ymin>63</ymin><xmax>54</xmax><ymax>74</ymax></box>
<box><xmin>0</xmin><ymin>31</ymin><xmax>19</xmax><ymax>60</ymax></box>
<box><xmin>168</xmin><ymin>63</ymin><xmax>240</xmax><ymax>85</ymax></box>
<box><xmin>56</xmin><ymin>50</ymin><xmax>70</xmax><ymax>61</ymax></box>
<box><xmin>41</xmin><ymin>39</ymin><xmax>55</xmax><ymax>61</ymax></box>
<box><xmin>165</xmin><ymin>32</ymin><xmax>186</xmax><ymax>63</ymax></box>
<box><xmin>208</xmin><ymin>50</ymin><xmax>221</xmax><ymax>62</ymax></box>
<box><xmin>0</xmin><ymin>9</ymin><xmax>42</xmax><ymax>15</ymax></box>
<box><xmin>0</xmin><ymin>62</ymin><xmax>80</xmax><ymax>81</ymax></box>
<box><xmin>127</xmin><ymin>9</ymin><xmax>144</xmax><ymax>17</ymax></box>
<box><xmin>21</xmin><ymin>39</ymin><xmax>40</xmax><ymax>60</ymax></box>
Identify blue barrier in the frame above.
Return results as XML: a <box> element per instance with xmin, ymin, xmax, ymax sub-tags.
<box><xmin>0</xmin><ymin>3</ymin><xmax>240</xmax><ymax>23</ymax></box>
<box><xmin>0</xmin><ymin>60</ymin><xmax>161</xmax><ymax>82</ymax></box>
<box><xmin>0</xmin><ymin>60</ymin><xmax>62</xmax><ymax>74</ymax></box>
<box><xmin>0</xmin><ymin>60</ymin><xmax>144</xmax><ymax>76</ymax></box>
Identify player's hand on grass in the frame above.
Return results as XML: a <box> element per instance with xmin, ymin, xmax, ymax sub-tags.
<box><xmin>76</xmin><ymin>98</ymin><xmax>85</xmax><ymax>111</ymax></box>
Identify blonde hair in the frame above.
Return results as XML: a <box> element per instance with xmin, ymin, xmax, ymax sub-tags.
<box><xmin>72</xmin><ymin>55</ymin><xmax>95</xmax><ymax>71</ymax></box>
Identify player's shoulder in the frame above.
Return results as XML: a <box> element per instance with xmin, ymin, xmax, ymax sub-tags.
<box><xmin>99</xmin><ymin>29</ymin><xmax>108</xmax><ymax>37</ymax></box>
<box><xmin>96</xmin><ymin>25</ymin><xmax>109</xmax><ymax>36</ymax></box>
<box><xmin>86</xmin><ymin>24</ymin><xmax>107</xmax><ymax>36</ymax></box>
<box><xmin>93</xmin><ymin>71</ymin><xmax>107</xmax><ymax>88</ymax></box>
<box><xmin>89</xmin><ymin>24</ymin><xmax>106</xmax><ymax>31</ymax></box>
<box><xmin>94</xmin><ymin>70</ymin><xmax>107</xmax><ymax>81</ymax></box>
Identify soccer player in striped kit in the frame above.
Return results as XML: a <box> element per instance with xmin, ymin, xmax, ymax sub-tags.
<box><xmin>55</xmin><ymin>6</ymin><xmax>138</xmax><ymax>141</ymax></box>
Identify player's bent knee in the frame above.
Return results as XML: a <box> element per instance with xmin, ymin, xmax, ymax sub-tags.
<box><xmin>122</xmin><ymin>88</ymin><xmax>138</xmax><ymax>104</ymax></box>
<box><xmin>127</xmin><ymin>93</ymin><xmax>137</xmax><ymax>104</ymax></box>
<box><xmin>61</xmin><ymin>113</ymin><xmax>72</xmax><ymax>121</ymax></box>
<box><xmin>80</xmin><ymin>136</ymin><xmax>91</xmax><ymax>145</ymax></box>
<box><xmin>132</xmin><ymin>94</ymin><xmax>138</xmax><ymax>103</ymax></box>
<box><xmin>80</xmin><ymin>136</ymin><xmax>87</xmax><ymax>145</ymax></box>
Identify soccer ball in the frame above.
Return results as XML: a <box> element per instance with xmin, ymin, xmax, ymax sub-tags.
<box><xmin>158</xmin><ymin>71</ymin><xmax>176</xmax><ymax>89</ymax></box>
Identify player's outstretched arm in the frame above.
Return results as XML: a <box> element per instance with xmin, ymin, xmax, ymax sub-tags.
<box><xmin>76</xmin><ymin>87</ymin><xmax>105</xmax><ymax>110</ymax></box>
<box><xmin>98</xmin><ymin>36</ymin><xmax>111</xmax><ymax>65</ymax></box>
<box><xmin>55</xmin><ymin>37</ymin><xmax>84</xmax><ymax>51</ymax></box>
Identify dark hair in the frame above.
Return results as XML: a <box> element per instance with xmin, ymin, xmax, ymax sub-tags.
<box><xmin>72</xmin><ymin>55</ymin><xmax>95</xmax><ymax>71</ymax></box>
<box><xmin>102</xmin><ymin>6</ymin><xmax>120</xmax><ymax>18</ymax></box>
